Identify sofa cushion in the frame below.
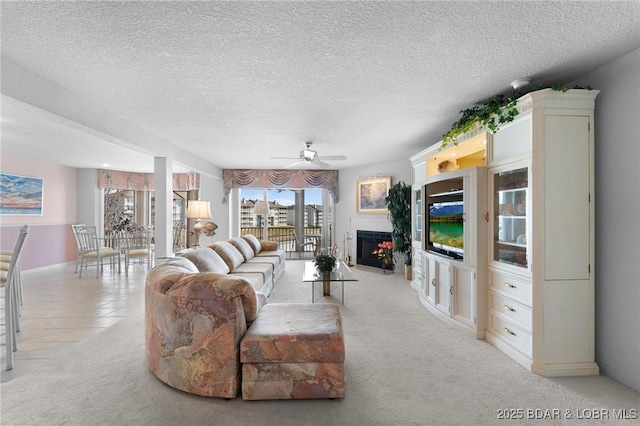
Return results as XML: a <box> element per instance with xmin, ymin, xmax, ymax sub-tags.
<box><xmin>246</xmin><ymin>256</ymin><xmax>279</xmax><ymax>272</ymax></box>
<box><xmin>260</xmin><ymin>240</ymin><xmax>279</xmax><ymax>252</ymax></box>
<box><xmin>229</xmin><ymin>237</ymin><xmax>256</xmax><ymax>261</ymax></box>
<box><xmin>229</xmin><ymin>273</ymin><xmax>265</xmax><ymax>294</ymax></box>
<box><xmin>180</xmin><ymin>247</ymin><xmax>230</xmax><ymax>274</ymax></box>
<box><xmin>166</xmin><ymin>272</ymin><xmax>261</xmax><ymax>322</ymax></box>
<box><xmin>146</xmin><ymin>257</ymin><xmax>198</xmax><ymax>294</ymax></box>
<box><xmin>210</xmin><ymin>241</ymin><xmax>245</xmax><ymax>271</ymax></box>
<box><xmin>256</xmin><ymin>250</ymin><xmax>286</xmax><ymax>263</ymax></box>
<box><xmin>232</xmin><ymin>262</ymin><xmax>273</xmax><ymax>280</ymax></box>
<box><xmin>242</xmin><ymin>234</ymin><xmax>262</xmax><ymax>254</ymax></box>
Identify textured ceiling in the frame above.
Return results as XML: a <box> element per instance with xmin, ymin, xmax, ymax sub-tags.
<box><xmin>2</xmin><ymin>1</ymin><xmax>639</xmax><ymax>173</ymax></box>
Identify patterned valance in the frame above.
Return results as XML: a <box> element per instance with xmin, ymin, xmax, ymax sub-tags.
<box><xmin>223</xmin><ymin>169</ymin><xmax>338</xmax><ymax>202</ymax></box>
<box><xmin>98</xmin><ymin>170</ymin><xmax>200</xmax><ymax>191</ymax></box>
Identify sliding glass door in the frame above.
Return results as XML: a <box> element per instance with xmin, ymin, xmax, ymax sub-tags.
<box><xmin>239</xmin><ymin>188</ymin><xmax>331</xmax><ymax>255</ymax></box>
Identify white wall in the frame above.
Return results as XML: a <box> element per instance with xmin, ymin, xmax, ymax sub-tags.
<box><xmin>571</xmin><ymin>47</ymin><xmax>640</xmax><ymax>392</ymax></box>
<box><xmin>334</xmin><ymin>158</ymin><xmax>413</xmax><ymax>262</ymax></box>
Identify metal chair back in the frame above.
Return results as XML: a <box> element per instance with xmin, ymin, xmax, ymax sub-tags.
<box><xmin>1</xmin><ymin>225</ymin><xmax>28</xmax><ymax>370</ymax></box>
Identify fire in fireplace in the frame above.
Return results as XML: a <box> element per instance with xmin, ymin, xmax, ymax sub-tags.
<box><xmin>356</xmin><ymin>230</ymin><xmax>392</xmax><ymax>268</ymax></box>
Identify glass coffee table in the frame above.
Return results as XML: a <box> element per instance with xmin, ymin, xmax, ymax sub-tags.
<box><xmin>302</xmin><ymin>261</ymin><xmax>358</xmax><ymax>304</ymax></box>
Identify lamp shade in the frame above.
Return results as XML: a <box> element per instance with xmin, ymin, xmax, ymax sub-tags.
<box><xmin>186</xmin><ymin>200</ymin><xmax>212</xmax><ymax>219</ymax></box>
<box><xmin>254</xmin><ymin>201</ymin><xmax>269</xmax><ymax>215</ymax></box>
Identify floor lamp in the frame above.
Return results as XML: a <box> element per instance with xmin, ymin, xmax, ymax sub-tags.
<box><xmin>186</xmin><ymin>200</ymin><xmax>212</xmax><ymax>249</ymax></box>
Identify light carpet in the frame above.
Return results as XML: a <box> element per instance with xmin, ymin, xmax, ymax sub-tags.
<box><xmin>1</xmin><ymin>261</ymin><xmax>638</xmax><ymax>425</ymax></box>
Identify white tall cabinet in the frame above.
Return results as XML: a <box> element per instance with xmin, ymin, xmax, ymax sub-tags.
<box><xmin>486</xmin><ymin>89</ymin><xmax>599</xmax><ymax>377</ymax></box>
<box><xmin>411</xmin><ymin>89</ymin><xmax>599</xmax><ymax>377</ymax></box>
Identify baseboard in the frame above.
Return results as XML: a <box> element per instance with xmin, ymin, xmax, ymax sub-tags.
<box><xmin>418</xmin><ymin>292</ymin><xmax>483</xmax><ymax>339</ymax></box>
<box><xmin>531</xmin><ymin>361</ymin><xmax>600</xmax><ymax>377</ymax></box>
<box><xmin>485</xmin><ymin>331</ymin><xmax>533</xmax><ymax>372</ymax></box>
<box><xmin>598</xmin><ymin>363</ymin><xmax>640</xmax><ymax>392</ymax></box>
<box><xmin>22</xmin><ymin>261</ymin><xmax>75</xmax><ymax>274</ymax></box>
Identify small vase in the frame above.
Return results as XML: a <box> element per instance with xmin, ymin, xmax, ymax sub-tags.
<box><xmin>322</xmin><ymin>271</ymin><xmax>331</xmax><ymax>295</ymax></box>
<box><xmin>382</xmin><ymin>258</ymin><xmax>395</xmax><ymax>274</ymax></box>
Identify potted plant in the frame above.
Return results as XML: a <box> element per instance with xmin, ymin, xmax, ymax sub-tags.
<box><xmin>314</xmin><ymin>249</ymin><xmax>337</xmax><ymax>274</ymax></box>
<box><xmin>385</xmin><ymin>181</ymin><xmax>412</xmax><ymax>280</ymax></box>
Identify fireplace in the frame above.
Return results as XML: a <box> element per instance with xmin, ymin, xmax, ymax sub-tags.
<box><xmin>357</xmin><ymin>230</ymin><xmax>392</xmax><ymax>268</ymax></box>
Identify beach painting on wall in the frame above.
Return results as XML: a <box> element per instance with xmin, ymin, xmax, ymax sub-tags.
<box><xmin>0</xmin><ymin>173</ymin><xmax>44</xmax><ymax>215</ymax></box>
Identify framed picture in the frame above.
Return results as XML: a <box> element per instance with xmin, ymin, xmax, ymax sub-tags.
<box><xmin>0</xmin><ymin>173</ymin><xmax>44</xmax><ymax>215</ymax></box>
<box><xmin>356</xmin><ymin>176</ymin><xmax>391</xmax><ymax>214</ymax></box>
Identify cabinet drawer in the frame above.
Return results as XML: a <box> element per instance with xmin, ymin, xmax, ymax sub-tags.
<box><xmin>489</xmin><ymin>291</ymin><xmax>532</xmax><ymax>330</ymax></box>
<box><xmin>488</xmin><ymin>312</ymin><xmax>532</xmax><ymax>357</ymax></box>
<box><xmin>489</xmin><ymin>270</ymin><xmax>532</xmax><ymax>306</ymax></box>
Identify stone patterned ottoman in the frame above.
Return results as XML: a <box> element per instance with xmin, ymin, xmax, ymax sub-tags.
<box><xmin>240</xmin><ymin>303</ymin><xmax>346</xmax><ymax>400</ymax></box>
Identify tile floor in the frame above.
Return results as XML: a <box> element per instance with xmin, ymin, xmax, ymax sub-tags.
<box><xmin>1</xmin><ymin>261</ymin><xmax>147</xmax><ymax>383</ymax></box>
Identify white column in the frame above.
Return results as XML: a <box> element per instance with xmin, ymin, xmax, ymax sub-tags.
<box><xmin>229</xmin><ymin>188</ymin><xmax>241</xmax><ymax>238</ymax></box>
<box><xmin>322</xmin><ymin>189</ymin><xmax>331</xmax><ymax>249</ymax></box>
<box><xmin>262</xmin><ymin>189</ymin><xmax>269</xmax><ymax>240</ymax></box>
<box><xmin>154</xmin><ymin>157</ymin><xmax>172</xmax><ymax>258</ymax></box>
<box><xmin>77</xmin><ymin>168</ymin><xmax>104</xmax><ymax>231</ymax></box>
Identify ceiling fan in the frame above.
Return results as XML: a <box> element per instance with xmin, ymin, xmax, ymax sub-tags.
<box><xmin>271</xmin><ymin>141</ymin><xmax>347</xmax><ymax>168</ymax></box>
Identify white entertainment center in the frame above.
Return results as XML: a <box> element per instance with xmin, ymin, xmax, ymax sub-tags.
<box><xmin>410</xmin><ymin>89</ymin><xmax>599</xmax><ymax>377</ymax></box>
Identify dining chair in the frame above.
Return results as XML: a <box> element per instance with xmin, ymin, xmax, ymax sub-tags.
<box><xmin>70</xmin><ymin>224</ymin><xmax>86</xmax><ymax>273</ymax></box>
<box><xmin>290</xmin><ymin>230</ymin><xmax>316</xmax><ymax>258</ymax></box>
<box><xmin>0</xmin><ymin>254</ymin><xmax>22</xmax><ymax>325</ymax></box>
<box><xmin>77</xmin><ymin>226</ymin><xmax>121</xmax><ymax>278</ymax></box>
<box><xmin>121</xmin><ymin>228</ymin><xmax>154</xmax><ymax>275</ymax></box>
<box><xmin>1</xmin><ymin>225</ymin><xmax>29</xmax><ymax>370</ymax></box>
<box><xmin>1</xmin><ymin>250</ymin><xmax>24</xmax><ymax>313</ymax></box>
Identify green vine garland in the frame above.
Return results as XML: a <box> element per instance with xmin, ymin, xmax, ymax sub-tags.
<box><xmin>440</xmin><ymin>85</ymin><xmax>592</xmax><ymax>150</ymax></box>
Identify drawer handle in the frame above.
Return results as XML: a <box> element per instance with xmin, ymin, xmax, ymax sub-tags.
<box><xmin>504</xmin><ymin>305</ymin><xmax>516</xmax><ymax>313</ymax></box>
<box><xmin>505</xmin><ymin>282</ymin><xmax>517</xmax><ymax>289</ymax></box>
<box><xmin>504</xmin><ymin>327</ymin><xmax>516</xmax><ymax>336</ymax></box>
<box><xmin>431</xmin><ymin>278</ymin><xmax>436</xmax><ymax>287</ymax></box>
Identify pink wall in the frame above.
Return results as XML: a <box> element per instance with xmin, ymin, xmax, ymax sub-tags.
<box><xmin>1</xmin><ymin>224</ymin><xmax>76</xmax><ymax>270</ymax></box>
<box><xmin>1</xmin><ymin>154</ymin><xmax>78</xmax><ymax>269</ymax></box>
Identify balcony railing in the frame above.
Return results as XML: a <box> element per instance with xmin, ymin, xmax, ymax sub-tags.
<box><xmin>240</xmin><ymin>225</ymin><xmax>321</xmax><ymax>254</ymax></box>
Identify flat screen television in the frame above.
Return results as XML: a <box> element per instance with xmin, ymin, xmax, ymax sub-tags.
<box><xmin>425</xmin><ymin>177</ymin><xmax>464</xmax><ymax>260</ymax></box>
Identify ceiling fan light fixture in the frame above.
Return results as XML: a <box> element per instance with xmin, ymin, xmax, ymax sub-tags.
<box><xmin>302</xmin><ymin>149</ymin><xmax>316</xmax><ymax>160</ymax></box>
<box><xmin>510</xmin><ymin>78</ymin><xmax>531</xmax><ymax>90</ymax></box>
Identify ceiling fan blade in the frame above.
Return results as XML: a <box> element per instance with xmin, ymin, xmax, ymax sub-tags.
<box><xmin>284</xmin><ymin>161</ymin><xmax>306</xmax><ymax>168</ymax></box>
<box><xmin>317</xmin><ymin>155</ymin><xmax>347</xmax><ymax>161</ymax></box>
<box><xmin>312</xmin><ymin>159</ymin><xmax>331</xmax><ymax>168</ymax></box>
<box><xmin>271</xmin><ymin>156</ymin><xmax>300</xmax><ymax>160</ymax></box>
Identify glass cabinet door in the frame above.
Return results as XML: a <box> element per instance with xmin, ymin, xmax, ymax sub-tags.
<box><xmin>493</xmin><ymin>167</ymin><xmax>528</xmax><ymax>268</ymax></box>
<box><xmin>413</xmin><ymin>188</ymin><xmax>422</xmax><ymax>242</ymax></box>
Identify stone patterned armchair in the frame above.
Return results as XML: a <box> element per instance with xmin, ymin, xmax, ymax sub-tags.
<box><xmin>145</xmin><ymin>257</ymin><xmax>266</xmax><ymax>398</ymax></box>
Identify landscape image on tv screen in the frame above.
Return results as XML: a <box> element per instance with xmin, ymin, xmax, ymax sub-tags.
<box><xmin>428</xmin><ymin>201</ymin><xmax>464</xmax><ymax>257</ymax></box>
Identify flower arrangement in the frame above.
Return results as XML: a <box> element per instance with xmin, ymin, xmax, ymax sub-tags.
<box><xmin>377</xmin><ymin>241</ymin><xmax>395</xmax><ymax>263</ymax></box>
